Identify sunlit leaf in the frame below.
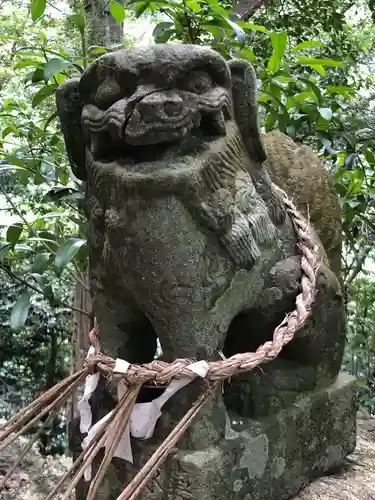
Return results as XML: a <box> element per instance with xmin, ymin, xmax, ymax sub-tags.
<box><xmin>30</xmin><ymin>0</ymin><xmax>46</xmax><ymax>20</ymax></box>
<box><xmin>235</xmin><ymin>47</ymin><xmax>256</xmax><ymax>62</ymax></box>
<box><xmin>237</xmin><ymin>22</ymin><xmax>268</xmax><ymax>33</ymax></box>
<box><xmin>318</xmin><ymin>107</ymin><xmax>333</xmax><ymax>120</ymax></box>
<box><xmin>11</xmin><ymin>292</ymin><xmax>31</xmax><ymax>330</ymax></box>
<box><xmin>14</xmin><ymin>59</ymin><xmax>43</xmax><ymax>69</ymax></box>
<box><xmin>68</xmin><ymin>13</ymin><xmax>86</xmax><ymax>36</ymax></box>
<box><xmin>308</xmin><ymin>64</ymin><xmax>326</xmax><ymax>75</ymax></box>
<box><xmin>271</xmin><ymin>31</ymin><xmax>288</xmax><ymax>59</ymax></box>
<box><xmin>224</xmin><ymin>17</ymin><xmax>245</xmax><ymax>46</ymax></box>
<box><xmin>267</xmin><ymin>55</ymin><xmax>278</xmax><ymax>73</ymax></box>
<box><xmin>110</xmin><ymin>0</ymin><xmax>125</xmax><ymax>23</ymax></box>
<box><xmin>55</xmin><ymin>238</ymin><xmax>87</xmax><ymax>276</ymax></box>
<box><xmin>326</xmin><ymin>86</ymin><xmax>353</xmax><ymax>95</ymax></box>
<box><xmin>267</xmin><ymin>32</ymin><xmax>287</xmax><ymax>73</ymax></box>
<box><xmin>2</xmin><ymin>125</ymin><xmax>20</xmax><ymax>138</ymax></box>
<box><xmin>292</xmin><ymin>40</ymin><xmax>326</xmax><ymax>52</ymax></box>
<box><xmin>297</xmin><ymin>56</ymin><xmax>344</xmax><ymax>68</ymax></box>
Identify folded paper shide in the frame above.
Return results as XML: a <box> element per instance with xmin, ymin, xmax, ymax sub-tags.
<box><xmin>79</xmin><ymin>356</ymin><xmax>210</xmax><ymax>480</ymax></box>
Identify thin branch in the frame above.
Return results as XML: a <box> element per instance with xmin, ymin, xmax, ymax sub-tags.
<box><xmin>0</xmin><ymin>263</ymin><xmax>91</xmax><ymax>318</ymax></box>
<box><xmin>346</xmin><ymin>245</ymin><xmax>373</xmax><ymax>284</ymax></box>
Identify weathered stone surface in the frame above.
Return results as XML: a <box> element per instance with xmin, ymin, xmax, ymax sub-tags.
<box><xmin>69</xmin><ymin>373</ymin><xmax>356</xmax><ymax>500</ymax></box>
<box><xmin>55</xmin><ymin>44</ymin><xmax>355</xmax><ymax>500</ymax></box>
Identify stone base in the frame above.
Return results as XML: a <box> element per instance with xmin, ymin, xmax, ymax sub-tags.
<box><xmin>139</xmin><ymin>372</ymin><xmax>356</xmax><ymax>500</ymax></box>
<box><xmin>74</xmin><ymin>373</ymin><xmax>357</xmax><ymax>500</ymax></box>
<box><xmin>163</xmin><ymin>373</ymin><xmax>357</xmax><ymax>500</ymax></box>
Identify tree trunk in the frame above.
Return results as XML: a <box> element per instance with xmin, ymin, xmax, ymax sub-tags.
<box><xmin>67</xmin><ymin>270</ymin><xmax>92</xmax><ymax>423</ymax></box>
<box><xmin>66</xmin><ymin>0</ymin><xmax>125</xmax><ymax>422</ymax></box>
<box><xmin>234</xmin><ymin>0</ymin><xmax>267</xmax><ymax>20</ymax></box>
<box><xmin>84</xmin><ymin>0</ymin><xmax>125</xmax><ymax>47</ymax></box>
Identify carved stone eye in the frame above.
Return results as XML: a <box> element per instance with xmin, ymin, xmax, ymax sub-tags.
<box><xmin>181</xmin><ymin>71</ymin><xmax>213</xmax><ymax>94</ymax></box>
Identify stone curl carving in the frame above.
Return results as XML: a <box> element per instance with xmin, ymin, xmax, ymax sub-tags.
<box><xmin>56</xmin><ymin>44</ymin><xmax>354</xmax><ymax>500</ymax></box>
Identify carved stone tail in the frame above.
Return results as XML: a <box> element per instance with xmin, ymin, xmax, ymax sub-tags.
<box><xmin>228</xmin><ymin>59</ymin><xmax>266</xmax><ymax>164</ymax></box>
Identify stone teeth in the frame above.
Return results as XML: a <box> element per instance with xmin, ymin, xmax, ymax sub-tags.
<box><xmin>212</xmin><ymin>110</ymin><xmax>226</xmax><ymax>135</ymax></box>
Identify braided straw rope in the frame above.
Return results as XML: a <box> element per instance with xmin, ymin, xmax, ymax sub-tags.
<box><xmin>0</xmin><ymin>184</ymin><xmax>320</xmax><ymax>500</ymax></box>
<box><xmin>87</xmin><ymin>184</ymin><xmax>319</xmax><ymax>386</ymax></box>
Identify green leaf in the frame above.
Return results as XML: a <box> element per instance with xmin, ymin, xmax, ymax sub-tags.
<box><xmin>2</xmin><ymin>125</ymin><xmax>20</xmax><ymax>138</ymax></box>
<box><xmin>44</xmin><ymin>111</ymin><xmax>58</xmax><ymax>129</ymax></box>
<box><xmin>235</xmin><ymin>47</ymin><xmax>256</xmax><ymax>62</ymax></box>
<box><xmin>271</xmin><ymin>31</ymin><xmax>288</xmax><ymax>59</ymax></box>
<box><xmin>292</xmin><ymin>40</ymin><xmax>326</xmax><ymax>52</ymax></box>
<box><xmin>224</xmin><ymin>17</ymin><xmax>245</xmax><ymax>46</ymax></box>
<box><xmin>68</xmin><ymin>13</ymin><xmax>86</xmax><ymax>36</ymax></box>
<box><xmin>308</xmin><ymin>64</ymin><xmax>326</xmax><ymax>76</ymax></box>
<box><xmin>0</xmin><ymin>165</ymin><xmax>28</xmax><ymax>172</ymax></box>
<box><xmin>31</xmin><ymin>67</ymin><xmax>45</xmax><ymax>83</ymax></box>
<box><xmin>0</xmin><ymin>242</ymin><xmax>12</xmax><ymax>263</ymax></box>
<box><xmin>32</xmin><ymin>84</ymin><xmax>57</xmax><ymax>108</ymax></box>
<box><xmin>267</xmin><ymin>55</ymin><xmax>279</xmax><ymax>73</ymax></box>
<box><xmin>237</xmin><ymin>22</ymin><xmax>268</xmax><ymax>33</ymax></box>
<box><xmin>55</xmin><ymin>238</ymin><xmax>87</xmax><ymax>276</ymax></box>
<box><xmin>31</xmin><ymin>252</ymin><xmax>52</xmax><ymax>273</ymax></box>
<box><xmin>186</xmin><ymin>0</ymin><xmax>201</xmax><ymax>12</ymax></box>
<box><xmin>6</xmin><ymin>224</ymin><xmax>23</xmax><ymax>244</ymax></box>
<box><xmin>43</xmin><ymin>187</ymin><xmax>80</xmax><ymax>202</ymax></box>
<box><xmin>318</xmin><ymin>107</ymin><xmax>333</xmax><ymax>121</ymax></box>
<box><xmin>44</xmin><ymin>58</ymin><xmax>71</xmax><ymax>82</ymax></box>
<box><xmin>297</xmin><ymin>56</ymin><xmax>345</xmax><ymax>68</ymax></box>
<box><xmin>134</xmin><ymin>0</ymin><xmax>150</xmax><ymax>17</ymax></box>
<box><xmin>267</xmin><ymin>32</ymin><xmax>287</xmax><ymax>73</ymax></box>
<box><xmin>14</xmin><ymin>59</ymin><xmax>43</xmax><ymax>69</ymax></box>
<box><xmin>11</xmin><ymin>292</ymin><xmax>31</xmax><ymax>330</ymax></box>
<box><xmin>326</xmin><ymin>85</ymin><xmax>353</xmax><ymax>95</ymax></box>
<box><xmin>297</xmin><ymin>77</ymin><xmax>323</xmax><ymax>104</ymax></box>
<box><xmin>364</xmin><ymin>149</ymin><xmax>375</xmax><ymax>167</ymax></box>
<box><xmin>110</xmin><ymin>0</ymin><xmax>125</xmax><ymax>23</ymax></box>
<box><xmin>153</xmin><ymin>22</ymin><xmax>174</xmax><ymax>43</ymax></box>
<box><xmin>30</xmin><ymin>0</ymin><xmax>46</xmax><ymax>20</ymax></box>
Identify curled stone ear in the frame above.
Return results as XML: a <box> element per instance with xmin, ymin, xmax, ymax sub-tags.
<box><xmin>55</xmin><ymin>78</ymin><xmax>87</xmax><ymax>181</ymax></box>
<box><xmin>228</xmin><ymin>59</ymin><xmax>266</xmax><ymax>164</ymax></box>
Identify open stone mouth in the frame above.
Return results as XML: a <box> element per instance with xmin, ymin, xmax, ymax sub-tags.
<box><xmin>106</xmin><ymin>106</ymin><xmax>231</xmax><ymax>163</ymax></box>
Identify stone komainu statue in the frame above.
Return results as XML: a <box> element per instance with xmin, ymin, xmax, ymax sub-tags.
<box><xmin>56</xmin><ymin>45</ymin><xmax>355</xmax><ymax>500</ymax></box>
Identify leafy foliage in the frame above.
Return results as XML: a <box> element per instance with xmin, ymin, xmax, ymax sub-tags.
<box><xmin>0</xmin><ymin>270</ymin><xmax>73</xmax><ymax>454</ymax></box>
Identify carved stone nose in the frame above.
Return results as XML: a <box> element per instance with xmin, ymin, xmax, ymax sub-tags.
<box><xmin>136</xmin><ymin>92</ymin><xmax>184</xmax><ymax>121</ymax></box>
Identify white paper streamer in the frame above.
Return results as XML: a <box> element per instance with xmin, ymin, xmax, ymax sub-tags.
<box><xmin>113</xmin><ymin>358</ymin><xmax>130</xmax><ymax>375</ymax></box>
<box><xmin>78</xmin><ymin>346</ymin><xmax>100</xmax><ymax>434</ymax></box>
<box><xmin>130</xmin><ymin>360</ymin><xmax>209</xmax><ymax>440</ymax></box>
<box><xmin>81</xmin><ymin>411</ymin><xmax>114</xmax><ymax>481</ymax></box>
<box><xmin>81</xmin><ymin>359</ymin><xmax>210</xmax><ymax>481</ymax></box>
